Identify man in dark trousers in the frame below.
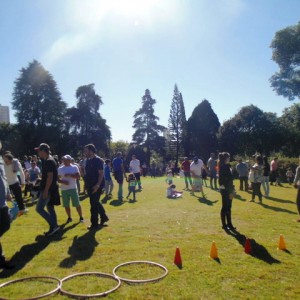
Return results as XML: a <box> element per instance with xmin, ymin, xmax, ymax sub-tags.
<box><xmin>83</xmin><ymin>144</ymin><xmax>109</xmax><ymax>230</ymax></box>
<box><xmin>35</xmin><ymin>143</ymin><xmax>60</xmax><ymax>237</ymax></box>
<box><xmin>0</xmin><ymin>141</ymin><xmax>14</xmax><ymax>269</ymax></box>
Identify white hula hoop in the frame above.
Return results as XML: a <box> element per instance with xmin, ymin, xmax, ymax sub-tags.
<box><xmin>113</xmin><ymin>260</ymin><xmax>168</xmax><ymax>284</ymax></box>
<box><xmin>60</xmin><ymin>272</ymin><xmax>121</xmax><ymax>298</ymax></box>
<box><xmin>0</xmin><ymin>276</ymin><xmax>61</xmax><ymax>300</ymax></box>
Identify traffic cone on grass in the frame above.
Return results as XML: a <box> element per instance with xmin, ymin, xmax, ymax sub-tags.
<box><xmin>174</xmin><ymin>247</ymin><xmax>182</xmax><ymax>268</ymax></box>
<box><xmin>278</xmin><ymin>234</ymin><xmax>287</xmax><ymax>250</ymax></box>
<box><xmin>244</xmin><ymin>238</ymin><xmax>252</xmax><ymax>254</ymax></box>
<box><xmin>210</xmin><ymin>241</ymin><xmax>218</xmax><ymax>259</ymax></box>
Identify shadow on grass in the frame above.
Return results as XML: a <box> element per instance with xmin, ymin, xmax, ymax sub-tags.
<box><xmin>227</xmin><ymin>230</ymin><xmax>281</xmax><ymax>264</ymax></box>
<box><xmin>259</xmin><ymin>202</ymin><xmax>297</xmax><ymax>215</ymax></box>
<box><xmin>109</xmin><ymin>199</ymin><xmax>125</xmax><ymax>207</ymax></box>
<box><xmin>234</xmin><ymin>194</ymin><xmax>247</xmax><ymax>202</ymax></box>
<box><xmin>0</xmin><ymin>223</ymin><xmax>79</xmax><ymax>278</ymax></box>
<box><xmin>197</xmin><ymin>197</ymin><xmax>218</xmax><ymax>206</ymax></box>
<box><xmin>59</xmin><ymin>229</ymin><xmax>99</xmax><ymax>268</ymax></box>
<box><xmin>265</xmin><ymin>196</ymin><xmax>295</xmax><ymax>204</ymax></box>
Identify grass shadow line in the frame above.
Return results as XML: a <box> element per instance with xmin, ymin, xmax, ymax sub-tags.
<box><xmin>109</xmin><ymin>199</ymin><xmax>125</xmax><ymax>207</ymax></box>
<box><xmin>198</xmin><ymin>198</ymin><xmax>218</xmax><ymax>206</ymax></box>
<box><xmin>259</xmin><ymin>203</ymin><xmax>297</xmax><ymax>215</ymax></box>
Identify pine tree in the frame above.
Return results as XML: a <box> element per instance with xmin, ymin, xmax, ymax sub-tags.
<box><xmin>187</xmin><ymin>99</ymin><xmax>220</xmax><ymax>160</ymax></box>
<box><xmin>132</xmin><ymin>89</ymin><xmax>166</xmax><ymax>164</ymax></box>
<box><xmin>167</xmin><ymin>84</ymin><xmax>187</xmax><ymax>164</ymax></box>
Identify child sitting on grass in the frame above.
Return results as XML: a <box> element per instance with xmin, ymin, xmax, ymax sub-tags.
<box><xmin>126</xmin><ymin>173</ymin><xmax>137</xmax><ymax>201</ymax></box>
<box><xmin>166</xmin><ymin>184</ymin><xmax>183</xmax><ymax>199</ymax></box>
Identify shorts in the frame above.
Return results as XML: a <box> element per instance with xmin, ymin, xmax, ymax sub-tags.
<box><xmin>114</xmin><ymin>171</ymin><xmax>124</xmax><ymax>184</ymax></box>
<box><xmin>61</xmin><ymin>189</ymin><xmax>80</xmax><ymax>207</ymax></box>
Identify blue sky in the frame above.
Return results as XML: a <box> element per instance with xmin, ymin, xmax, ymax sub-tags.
<box><xmin>0</xmin><ymin>0</ymin><xmax>299</xmax><ymax>142</ymax></box>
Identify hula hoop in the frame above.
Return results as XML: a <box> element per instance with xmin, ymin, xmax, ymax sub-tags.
<box><xmin>0</xmin><ymin>276</ymin><xmax>61</xmax><ymax>300</ymax></box>
<box><xmin>113</xmin><ymin>261</ymin><xmax>168</xmax><ymax>284</ymax></box>
<box><xmin>60</xmin><ymin>272</ymin><xmax>121</xmax><ymax>298</ymax></box>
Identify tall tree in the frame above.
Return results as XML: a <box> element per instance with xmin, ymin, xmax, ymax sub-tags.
<box><xmin>270</xmin><ymin>22</ymin><xmax>300</xmax><ymax>100</ymax></box>
<box><xmin>12</xmin><ymin>60</ymin><xmax>67</xmax><ymax>127</ymax></box>
<box><xmin>218</xmin><ymin>105</ymin><xmax>283</xmax><ymax>156</ymax></box>
<box><xmin>279</xmin><ymin>103</ymin><xmax>300</xmax><ymax>156</ymax></box>
<box><xmin>167</xmin><ymin>84</ymin><xmax>187</xmax><ymax>164</ymax></box>
<box><xmin>67</xmin><ymin>84</ymin><xmax>111</xmax><ymax>154</ymax></box>
<box><xmin>187</xmin><ymin>99</ymin><xmax>220</xmax><ymax>161</ymax></box>
<box><xmin>132</xmin><ymin>89</ymin><xmax>166</xmax><ymax>164</ymax></box>
<box><xmin>11</xmin><ymin>60</ymin><xmax>67</xmax><ymax>154</ymax></box>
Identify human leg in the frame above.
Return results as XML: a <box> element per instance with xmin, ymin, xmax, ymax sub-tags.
<box><xmin>36</xmin><ymin>192</ymin><xmax>57</xmax><ymax>229</ymax></box>
<box><xmin>10</xmin><ymin>182</ymin><xmax>25</xmax><ymax>211</ymax></box>
<box><xmin>296</xmin><ymin>188</ymin><xmax>300</xmax><ymax>219</ymax></box>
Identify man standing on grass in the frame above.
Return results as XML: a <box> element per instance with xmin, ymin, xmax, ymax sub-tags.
<box><xmin>190</xmin><ymin>156</ymin><xmax>208</xmax><ymax>198</ymax></box>
<box><xmin>83</xmin><ymin>144</ymin><xmax>109</xmax><ymax>230</ymax></box>
<box><xmin>0</xmin><ymin>141</ymin><xmax>14</xmax><ymax>269</ymax></box>
<box><xmin>129</xmin><ymin>155</ymin><xmax>142</xmax><ymax>190</ymax></box>
<box><xmin>112</xmin><ymin>152</ymin><xmax>126</xmax><ymax>201</ymax></box>
<box><xmin>58</xmin><ymin>155</ymin><xmax>84</xmax><ymax>224</ymax></box>
<box><xmin>35</xmin><ymin>143</ymin><xmax>60</xmax><ymax>237</ymax></box>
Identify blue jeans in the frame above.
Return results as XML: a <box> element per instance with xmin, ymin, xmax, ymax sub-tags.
<box><xmin>262</xmin><ymin>176</ymin><xmax>270</xmax><ymax>196</ymax></box>
<box><xmin>36</xmin><ymin>190</ymin><xmax>58</xmax><ymax>229</ymax></box>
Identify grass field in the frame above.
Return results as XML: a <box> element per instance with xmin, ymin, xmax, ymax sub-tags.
<box><xmin>0</xmin><ymin>176</ymin><xmax>299</xmax><ymax>299</ymax></box>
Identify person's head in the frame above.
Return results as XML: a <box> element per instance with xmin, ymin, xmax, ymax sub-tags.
<box><xmin>170</xmin><ymin>184</ymin><xmax>176</xmax><ymax>189</ymax></box>
<box><xmin>3</xmin><ymin>153</ymin><xmax>14</xmax><ymax>165</ymax></box>
<box><xmin>128</xmin><ymin>173</ymin><xmax>135</xmax><ymax>180</ymax></box>
<box><xmin>184</xmin><ymin>157</ymin><xmax>189</xmax><ymax>162</ymax></box>
<box><xmin>84</xmin><ymin>144</ymin><xmax>96</xmax><ymax>158</ymax></box>
<box><xmin>116</xmin><ymin>152</ymin><xmax>122</xmax><ymax>158</ymax></box>
<box><xmin>255</xmin><ymin>155</ymin><xmax>263</xmax><ymax>165</ymax></box>
<box><xmin>105</xmin><ymin>159</ymin><xmax>111</xmax><ymax>165</ymax></box>
<box><xmin>62</xmin><ymin>155</ymin><xmax>72</xmax><ymax>166</ymax></box>
<box><xmin>210</xmin><ymin>153</ymin><xmax>215</xmax><ymax>158</ymax></box>
<box><xmin>34</xmin><ymin>143</ymin><xmax>51</xmax><ymax>159</ymax></box>
<box><xmin>132</xmin><ymin>155</ymin><xmax>136</xmax><ymax>160</ymax></box>
<box><xmin>218</xmin><ymin>152</ymin><xmax>230</xmax><ymax>166</ymax></box>
<box><xmin>193</xmin><ymin>156</ymin><xmax>199</xmax><ymax>163</ymax></box>
<box><xmin>30</xmin><ymin>161</ymin><xmax>37</xmax><ymax>168</ymax></box>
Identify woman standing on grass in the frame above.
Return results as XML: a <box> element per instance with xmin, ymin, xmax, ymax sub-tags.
<box><xmin>218</xmin><ymin>152</ymin><xmax>235</xmax><ymax>231</ymax></box>
<box><xmin>294</xmin><ymin>156</ymin><xmax>300</xmax><ymax>222</ymax></box>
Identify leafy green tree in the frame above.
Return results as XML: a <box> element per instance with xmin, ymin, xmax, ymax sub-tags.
<box><xmin>218</xmin><ymin>105</ymin><xmax>283</xmax><ymax>156</ymax></box>
<box><xmin>12</xmin><ymin>60</ymin><xmax>67</xmax><ymax>126</ymax></box>
<box><xmin>279</xmin><ymin>103</ymin><xmax>300</xmax><ymax>156</ymax></box>
<box><xmin>11</xmin><ymin>60</ymin><xmax>68</xmax><ymax>154</ymax></box>
<box><xmin>270</xmin><ymin>22</ymin><xmax>300</xmax><ymax>100</ymax></box>
<box><xmin>132</xmin><ymin>89</ymin><xmax>166</xmax><ymax>164</ymax></box>
<box><xmin>67</xmin><ymin>84</ymin><xmax>111</xmax><ymax>154</ymax></box>
<box><xmin>187</xmin><ymin>99</ymin><xmax>220</xmax><ymax>160</ymax></box>
<box><xmin>167</xmin><ymin>84</ymin><xmax>187</xmax><ymax>164</ymax></box>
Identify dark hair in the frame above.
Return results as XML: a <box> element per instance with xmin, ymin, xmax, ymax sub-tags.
<box><xmin>218</xmin><ymin>152</ymin><xmax>230</xmax><ymax>168</ymax></box>
<box><xmin>84</xmin><ymin>144</ymin><xmax>96</xmax><ymax>153</ymax></box>
<box><xmin>256</xmin><ymin>155</ymin><xmax>263</xmax><ymax>165</ymax></box>
<box><xmin>4</xmin><ymin>153</ymin><xmax>14</xmax><ymax>161</ymax></box>
<box><xmin>105</xmin><ymin>159</ymin><xmax>111</xmax><ymax>164</ymax></box>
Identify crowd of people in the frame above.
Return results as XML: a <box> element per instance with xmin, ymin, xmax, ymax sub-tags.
<box><xmin>0</xmin><ymin>141</ymin><xmax>299</xmax><ymax>269</ymax></box>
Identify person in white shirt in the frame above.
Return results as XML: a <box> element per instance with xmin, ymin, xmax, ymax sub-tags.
<box><xmin>190</xmin><ymin>156</ymin><xmax>208</xmax><ymax>198</ymax></box>
<box><xmin>58</xmin><ymin>155</ymin><xmax>83</xmax><ymax>223</ymax></box>
<box><xmin>3</xmin><ymin>153</ymin><xmax>26</xmax><ymax>213</ymax></box>
<box><xmin>129</xmin><ymin>155</ymin><xmax>142</xmax><ymax>190</ymax></box>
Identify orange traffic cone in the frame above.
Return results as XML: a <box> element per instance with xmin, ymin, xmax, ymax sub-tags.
<box><xmin>278</xmin><ymin>234</ymin><xmax>287</xmax><ymax>250</ymax></box>
<box><xmin>174</xmin><ymin>247</ymin><xmax>182</xmax><ymax>267</ymax></box>
<box><xmin>244</xmin><ymin>238</ymin><xmax>252</xmax><ymax>254</ymax></box>
<box><xmin>210</xmin><ymin>241</ymin><xmax>218</xmax><ymax>259</ymax></box>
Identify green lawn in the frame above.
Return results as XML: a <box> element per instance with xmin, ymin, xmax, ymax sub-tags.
<box><xmin>0</xmin><ymin>177</ymin><xmax>299</xmax><ymax>299</ymax></box>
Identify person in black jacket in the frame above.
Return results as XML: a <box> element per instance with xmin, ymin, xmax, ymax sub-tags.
<box><xmin>218</xmin><ymin>152</ymin><xmax>235</xmax><ymax>231</ymax></box>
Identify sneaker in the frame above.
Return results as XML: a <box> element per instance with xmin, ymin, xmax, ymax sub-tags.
<box><xmin>79</xmin><ymin>217</ymin><xmax>84</xmax><ymax>223</ymax></box>
<box><xmin>45</xmin><ymin>226</ymin><xmax>60</xmax><ymax>237</ymax></box>
<box><xmin>87</xmin><ymin>224</ymin><xmax>99</xmax><ymax>230</ymax></box>
<box><xmin>100</xmin><ymin>216</ymin><xmax>109</xmax><ymax>226</ymax></box>
<box><xmin>66</xmin><ymin>217</ymin><xmax>72</xmax><ymax>223</ymax></box>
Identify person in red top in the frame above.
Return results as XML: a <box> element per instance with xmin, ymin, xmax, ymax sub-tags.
<box><xmin>181</xmin><ymin>157</ymin><xmax>192</xmax><ymax>190</ymax></box>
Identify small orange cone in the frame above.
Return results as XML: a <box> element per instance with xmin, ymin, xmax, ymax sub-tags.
<box><xmin>210</xmin><ymin>241</ymin><xmax>218</xmax><ymax>259</ymax></box>
<box><xmin>278</xmin><ymin>234</ymin><xmax>287</xmax><ymax>250</ymax></box>
<box><xmin>174</xmin><ymin>247</ymin><xmax>182</xmax><ymax>267</ymax></box>
<box><xmin>244</xmin><ymin>238</ymin><xmax>252</xmax><ymax>254</ymax></box>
